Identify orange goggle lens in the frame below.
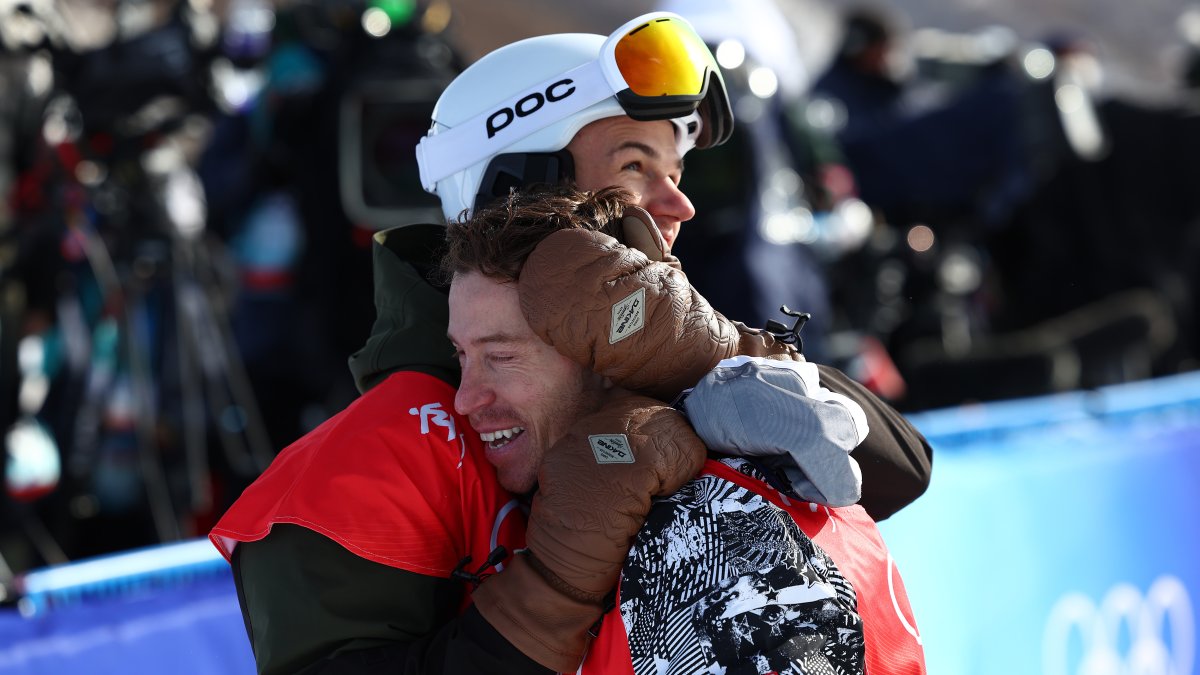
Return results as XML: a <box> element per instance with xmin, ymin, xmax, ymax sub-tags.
<box><xmin>612</xmin><ymin>16</ymin><xmax>715</xmax><ymax>98</ymax></box>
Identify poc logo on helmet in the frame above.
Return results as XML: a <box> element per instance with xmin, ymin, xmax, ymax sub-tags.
<box><xmin>486</xmin><ymin>79</ymin><xmax>576</xmax><ymax>138</ymax></box>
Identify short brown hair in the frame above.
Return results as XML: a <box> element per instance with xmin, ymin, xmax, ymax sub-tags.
<box><xmin>440</xmin><ymin>185</ymin><xmax>633</xmax><ymax>283</ymax></box>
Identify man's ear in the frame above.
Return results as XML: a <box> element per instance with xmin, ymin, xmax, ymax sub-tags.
<box><xmin>620</xmin><ymin>206</ymin><xmax>668</xmax><ymax>261</ymax></box>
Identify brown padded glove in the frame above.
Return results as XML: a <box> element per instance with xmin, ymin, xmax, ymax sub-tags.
<box><xmin>471</xmin><ymin>392</ymin><xmax>707</xmax><ymax>672</ymax></box>
<box><xmin>519</xmin><ymin>224</ymin><xmax>801</xmax><ymax>402</ymax></box>
<box><xmin>470</xmin><ymin>553</ymin><xmax>605</xmax><ymax>673</ymax></box>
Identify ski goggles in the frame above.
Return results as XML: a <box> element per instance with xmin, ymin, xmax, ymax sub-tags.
<box><xmin>417</xmin><ymin>11</ymin><xmax>732</xmax><ymax>192</ymax></box>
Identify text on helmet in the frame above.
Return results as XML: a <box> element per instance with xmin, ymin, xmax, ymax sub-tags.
<box><xmin>486</xmin><ymin>79</ymin><xmax>576</xmax><ymax>138</ymax></box>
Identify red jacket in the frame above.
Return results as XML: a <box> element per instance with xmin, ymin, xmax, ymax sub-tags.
<box><xmin>211</xmin><ymin>372</ymin><xmax>923</xmax><ymax>674</ymax></box>
<box><xmin>210</xmin><ymin>371</ymin><xmax>526</xmax><ymax>583</ymax></box>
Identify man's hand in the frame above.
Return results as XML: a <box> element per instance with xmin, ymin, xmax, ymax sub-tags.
<box><xmin>526</xmin><ymin>392</ymin><xmax>706</xmax><ymax>599</ymax></box>
<box><xmin>518</xmin><ymin>227</ymin><xmax>800</xmax><ymax>401</ymax></box>
<box><xmin>471</xmin><ymin>393</ymin><xmax>707</xmax><ymax>672</ymax></box>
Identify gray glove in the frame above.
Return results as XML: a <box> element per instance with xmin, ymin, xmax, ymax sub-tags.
<box><xmin>683</xmin><ymin>356</ymin><xmax>868</xmax><ymax>506</ymax></box>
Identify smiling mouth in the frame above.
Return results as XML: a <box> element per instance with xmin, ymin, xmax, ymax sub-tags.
<box><xmin>480</xmin><ymin>426</ymin><xmax>525</xmax><ymax>450</ymax></box>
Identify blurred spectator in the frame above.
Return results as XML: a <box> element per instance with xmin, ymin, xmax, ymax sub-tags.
<box><xmin>811</xmin><ymin>5</ymin><xmax>1031</xmax><ymax>231</ymax></box>
<box><xmin>662</xmin><ymin>0</ymin><xmax>875</xmax><ymax>366</ymax></box>
<box><xmin>0</xmin><ymin>0</ymin><xmax>271</xmax><ymax>573</ymax></box>
<box><xmin>797</xmin><ymin>7</ymin><xmax>1200</xmax><ymax>409</ymax></box>
<box><xmin>810</xmin><ymin>6</ymin><xmax>907</xmax><ymax>141</ymax></box>
<box><xmin>198</xmin><ymin>0</ymin><xmax>461</xmax><ymax>450</ymax></box>
<box><xmin>982</xmin><ymin>28</ymin><xmax>1200</xmax><ymax>378</ymax></box>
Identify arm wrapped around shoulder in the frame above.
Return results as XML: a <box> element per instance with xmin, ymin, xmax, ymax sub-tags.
<box><xmin>526</xmin><ymin>391</ymin><xmax>707</xmax><ymax>602</ymax></box>
<box><xmin>519</xmin><ymin>228</ymin><xmax>799</xmax><ymax>402</ymax></box>
<box><xmin>471</xmin><ymin>392</ymin><xmax>707</xmax><ymax>672</ymax></box>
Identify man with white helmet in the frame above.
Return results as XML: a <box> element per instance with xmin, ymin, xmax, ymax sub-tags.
<box><xmin>414</xmin><ymin>18</ymin><xmax>730</xmax><ymax>244</ymax></box>
<box><xmin>211</xmin><ymin>11</ymin><xmax>931</xmax><ymax>674</ymax></box>
<box><xmin>411</xmin><ymin>11</ymin><xmax>928</xmax><ymax>522</ymax></box>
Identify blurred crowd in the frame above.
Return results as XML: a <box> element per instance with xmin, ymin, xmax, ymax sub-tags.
<box><xmin>2</xmin><ymin>0</ymin><xmax>1199</xmax><ymax>582</ymax></box>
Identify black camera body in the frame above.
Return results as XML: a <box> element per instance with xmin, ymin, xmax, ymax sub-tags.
<box><xmin>339</xmin><ymin>74</ymin><xmax>448</xmax><ymax>229</ymax></box>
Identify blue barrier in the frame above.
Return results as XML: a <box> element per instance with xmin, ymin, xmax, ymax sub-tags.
<box><xmin>15</xmin><ymin>539</ymin><xmax>229</xmax><ymax>617</ymax></box>
<box><xmin>3</xmin><ymin>371</ymin><xmax>1198</xmax><ymax>674</ymax></box>
<box><xmin>880</xmin><ymin>370</ymin><xmax>1200</xmax><ymax>675</ymax></box>
<box><xmin>0</xmin><ymin>540</ymin><xmax>254</xmax><ymax>674</ymax></box>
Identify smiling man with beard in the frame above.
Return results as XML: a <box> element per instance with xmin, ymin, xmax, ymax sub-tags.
<box><xmin>441</xmin><ymin>185</ymin><xmax>924</xmax><ymax>674</ymax></box>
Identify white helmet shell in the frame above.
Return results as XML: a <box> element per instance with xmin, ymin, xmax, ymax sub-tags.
<box><xmin>425</xmin><ymin>33</ymin><xmax>626</xmax><ymax>221</ymax></box>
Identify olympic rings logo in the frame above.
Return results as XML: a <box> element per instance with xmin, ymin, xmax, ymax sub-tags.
<box><xmin>1043</xmin><ymin>575</ymin><xmax>1194</xmax><ymax>675</ymax></box>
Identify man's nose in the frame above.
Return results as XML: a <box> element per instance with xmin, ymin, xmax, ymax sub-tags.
<box><xmin>454</xmin><ymin>367</ymin><xmax>495</xmax><ymax>416</ymax></box>
<box><xmin>644</xmin><ymin>178</ymin><xmax>695</xmax><ymax>225</ymax></box>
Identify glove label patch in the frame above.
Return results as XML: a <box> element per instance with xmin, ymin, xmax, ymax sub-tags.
<box><xmin>589</xmin><ymin>434</ymin><xmax>635</xmax><ymax>464</ymax></box>
<box><xmin>610</xmin><ymin>288</ymin><xmax>646</xmax><ymax>344</ymax></box>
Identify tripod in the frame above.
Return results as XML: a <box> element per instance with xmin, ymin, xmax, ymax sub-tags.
<box><xmin>1</xmin><ymin>0</ymin><xmax>274</xmax><ymax>572</ymax></box>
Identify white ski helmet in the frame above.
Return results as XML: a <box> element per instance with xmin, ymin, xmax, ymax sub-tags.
<box><xmin>416</xmin><ymin>11</ymin><xmax>734</xmax><ymax>221</ymax></box>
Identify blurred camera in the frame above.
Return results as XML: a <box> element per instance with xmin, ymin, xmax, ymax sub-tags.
<box><xmin>339</xmin><ymin>76</ymin><xmax>448</xmax><ymax>229</ymax></box>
